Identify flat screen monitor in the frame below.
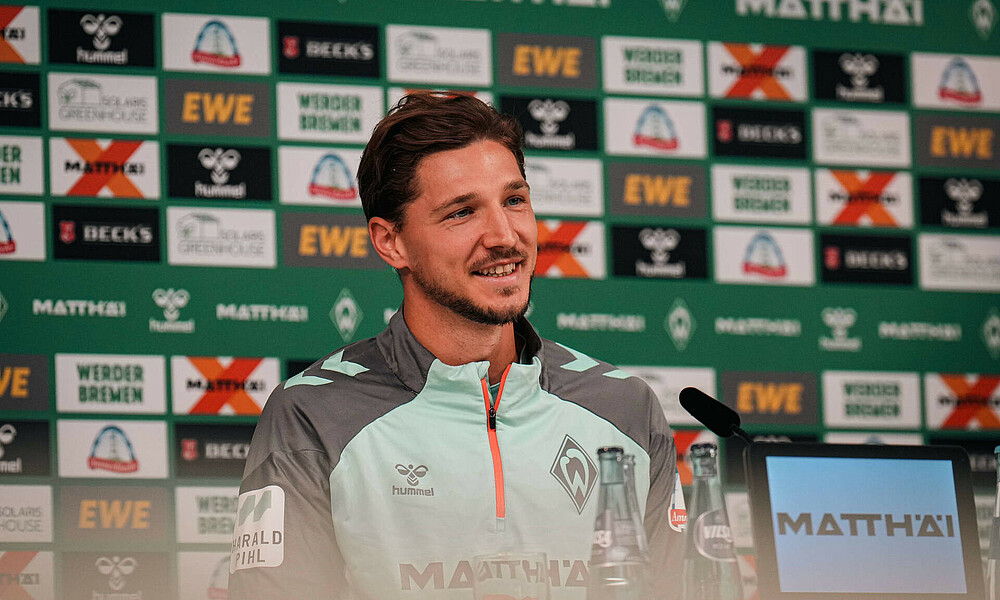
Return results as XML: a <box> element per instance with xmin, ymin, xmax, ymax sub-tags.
<box><xmin>744</xmin><ymin>443</ymin><xmax>985</xmax><ymax>600</ymax></box>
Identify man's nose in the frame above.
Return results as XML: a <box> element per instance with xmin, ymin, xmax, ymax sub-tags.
<box><xmin>481</xmin><ymin>206</ymin><xmax>519</xmax><ymax>248</ymax></box>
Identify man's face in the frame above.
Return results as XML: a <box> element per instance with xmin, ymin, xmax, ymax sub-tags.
<box><xmin>396</xmin><ymin>139</ymin><xmax>537</xmax><ymax>326</ymax></box>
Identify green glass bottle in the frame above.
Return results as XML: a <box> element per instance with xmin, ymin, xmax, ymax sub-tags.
<box><xmin>588</xmin><ymin>447</ymin><xmax>647</xmax><ymax>600</ymax></box>
<box><xmin>681</xmin><ymin>443</ymin><xmax>742</xmax><ymax>600</ymax></box>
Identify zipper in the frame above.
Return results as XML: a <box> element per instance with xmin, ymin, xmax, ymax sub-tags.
<box><xmin>482</xmin><ymin>365</ymin><xmax>511</xmax><ymax>532</ymax></box>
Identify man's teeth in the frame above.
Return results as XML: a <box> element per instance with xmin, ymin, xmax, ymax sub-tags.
<box><xmin>480</xmin><ymin>263</ymin><xmax>516</xmax><ymax>277</ymax></box>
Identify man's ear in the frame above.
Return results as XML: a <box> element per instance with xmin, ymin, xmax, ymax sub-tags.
<box><xmin>369</xmin><ymin>217</ymin><xmax>408</xmax><ymax>270</ymax></box>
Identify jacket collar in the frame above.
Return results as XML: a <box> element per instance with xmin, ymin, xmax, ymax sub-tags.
<box><xmin>375</xmin><ymin>309</ymin><xmax>545</xmax><ymax>395</ymax></box>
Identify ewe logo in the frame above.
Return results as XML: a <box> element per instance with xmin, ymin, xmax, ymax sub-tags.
<box><xmin>633</xmin><ymin>105</ymin><xmax>678</xmax><ymax>150</ymax></box>
<box><xmin>192</xmin><ymin>21</ymin><xmax>240</xmax><ymax>67</ymax></box>
<box><xmin>939</xmin><ymin>57</ymin><xmax>982</xmax><ymax>106</ymax></box>
<box><xmin>88</xmin><ymin>425</ymin><xmax>139</xmax><ymax>473</ymax></box>
<box><xmin>549</xmin><ymin>434</ymin><xmax>598</xmax><ymax>514</ymax></box>
<box><xmin>309</xmin><ymin>153</ymin><xmax>356</xmax><ymax>201</ymax></box>
<box><xmin>96</xmin><ymin>555</ymin><xmax>136</xmax><ymax>591</ymax></box>
<box><xmin>80</xmin><ymin>14</ymin><xmax>121</xmax><ymax>51</ymax></box>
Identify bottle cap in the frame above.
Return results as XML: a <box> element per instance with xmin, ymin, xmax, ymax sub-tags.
<box><xmin>597</xmin><ymin>446</ymin><xmax>624</xmax><ymax>456</ymax></box>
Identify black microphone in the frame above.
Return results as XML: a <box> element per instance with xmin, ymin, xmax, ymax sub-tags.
<box><xmin>678</xmin><ymin>387</ymin><xmax>754</xmax><ymax>445</ymax></box>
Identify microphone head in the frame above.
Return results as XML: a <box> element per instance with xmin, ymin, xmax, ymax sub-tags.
<box><xmin>679</xmin><ymin>387</ymin><xmax>742</xmax><ymax>438</ymax></box>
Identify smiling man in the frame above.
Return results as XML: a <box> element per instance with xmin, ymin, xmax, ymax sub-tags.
<box><xmin>229</xmin><ymin>93</ymin><xmax>685</xmax><ymax>600</ymax></box>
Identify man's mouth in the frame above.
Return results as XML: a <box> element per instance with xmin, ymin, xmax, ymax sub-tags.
<box><xmin>477</xmin><ymin>262</ymin><xmax>518</xmax><ymax>277</ymax></box>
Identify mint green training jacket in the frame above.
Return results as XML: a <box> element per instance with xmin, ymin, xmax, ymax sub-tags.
<box><xmin>229</xmin><ymin>312</ymin><xmax>685</xmax><ymax>599</ymax></box>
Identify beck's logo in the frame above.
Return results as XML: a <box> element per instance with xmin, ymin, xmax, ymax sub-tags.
<box><xmin>718</xmin><ymin>43</ymin><xmax>797</xmax><ymax>100</ymax></box>
<box><xmin>192</xmin><ymin>20</ymin><xmax>241</xmax><ymax>67</ymax></box>
<box><xmin>549</xmin><ymin>435</ymin><xmax>598</xmax><ymax>514</ymax></box>
<box><xmin>0</xmin><ymin>72</ymin><xmax>39</xmax><ymax>127</ymax></box>
<box><xmin>88</xmin><ymin>425</ymin><xmax>139</xmax><ymax>473</ymax></box>
<box><xmin>939</xmin><ymin>57</ymin><xmax>982</xmax><ymax>106</ymax></box>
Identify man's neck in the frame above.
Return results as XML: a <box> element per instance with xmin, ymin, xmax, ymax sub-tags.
<box><xmin>400</xmin><ymin>298</ymin><xmax>519</xmax><ymax>385</ymax></box>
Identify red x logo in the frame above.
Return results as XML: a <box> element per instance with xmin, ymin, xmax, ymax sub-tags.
<box><xmin>535</xmin><ymin>221</ymin><xmax>589</xmax><ymax>277</ymax></box>
<box><xmin>65</xmin><ymin>139</ymin><xmax>144</xmax><ymax>198</ymax></box>
<box><xmin>0</xmin><ymin>551</ymin><xmax>38</xmax><ymax>600</ymax></box>
<box><xmin>723</xmin><ymin>44</ymin><xmax>792</xmax><ymax>100</ymax></box>
<box><xmin>939</xmin><ymin>375</ymin><xmax>1000</xmax><ymax>429</ymax></box>
<box><xmin>0</xmin><ymin>7</ymin><xmax>27</xmax><ymax>64</ymax></box>
<box><xmin>830</xmin><ymin>171</ymin><xmax>898</xmax><ymax>226</ymax></box>
<box><xmin>187</xmin><ymin>357</ymin><xmax>265</xmax><ymax>415</ymax></box>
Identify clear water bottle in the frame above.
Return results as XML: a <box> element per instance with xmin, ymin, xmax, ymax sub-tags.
<box><xmin>682</xmin><ymin>443</ymin><xmax>742</xmax><ymax>600</ymax></box>
<box><xmin>622</xmin><ymin>454</ymin><xmax>651</xmax><ymax>559</ymax></box>
<box><xmin>588</xmin><ymin>447</ymin><xmax>648</xmax><ymax>600</ymax></box>
<box><xmin>987</xmin><ymin>445</ymin><xmax>1000</xmax><ymax>600</ymax></box>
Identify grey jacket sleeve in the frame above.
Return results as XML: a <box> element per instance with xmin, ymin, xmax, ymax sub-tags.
<box><xmin>643</xmin><ymin>391</ymin><xmax>686</xmax><ymax>600</ymax></box>
<box><xmin>228</xmin><ymin>390</ymin><xmax>347</xmax><ymax>599</ymax></box>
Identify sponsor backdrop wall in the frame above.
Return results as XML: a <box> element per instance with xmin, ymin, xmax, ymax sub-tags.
<box><xmin>1</xmin><ymin>0</ymin><xmax>999</xmax><ymax>597</ymax></box>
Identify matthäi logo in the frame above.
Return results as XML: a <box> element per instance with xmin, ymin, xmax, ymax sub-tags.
<box><xmin>330</xmin><ymin>288</ymin><xmax>362</xmax><ymax>343</ymax></box>
<box><xmin>983</xmin><ymin>307</ymin><xmax>1000</xmax><ymax>359</ymax></box>
<box><xmin>819</xmin><ymin>307</ymin><xmax>862</xmax><ymax>352</ymax></box>
<box><xmin>665</xmin><ymin>298</ymin><xmax>695</xmax><ymax>351</ymax></box>
<box><xmin>149</xmin><ymin>288</ymin><xmax>195</xmax><ymax>334</ymax></box>
<box><xmin>393</xmin><ymin>463</ymin><xmax>434</xmax><ymax>497</ymax></box>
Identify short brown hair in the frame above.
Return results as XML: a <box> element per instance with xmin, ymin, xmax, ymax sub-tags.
<box><xmin>357</xmin><ymin>93</ymin><xmax>525</xmax><ymax>224</ymax></box>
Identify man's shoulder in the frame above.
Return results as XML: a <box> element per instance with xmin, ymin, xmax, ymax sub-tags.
<box><xmin>264</xmin><ymin>336</ymin><xmax>414</xmax><ymax>423</ymax></box>
<box><xmin>538</xmin><ymin>337</ymin><xmax>655</xmax><ymax>398</ymax></box>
